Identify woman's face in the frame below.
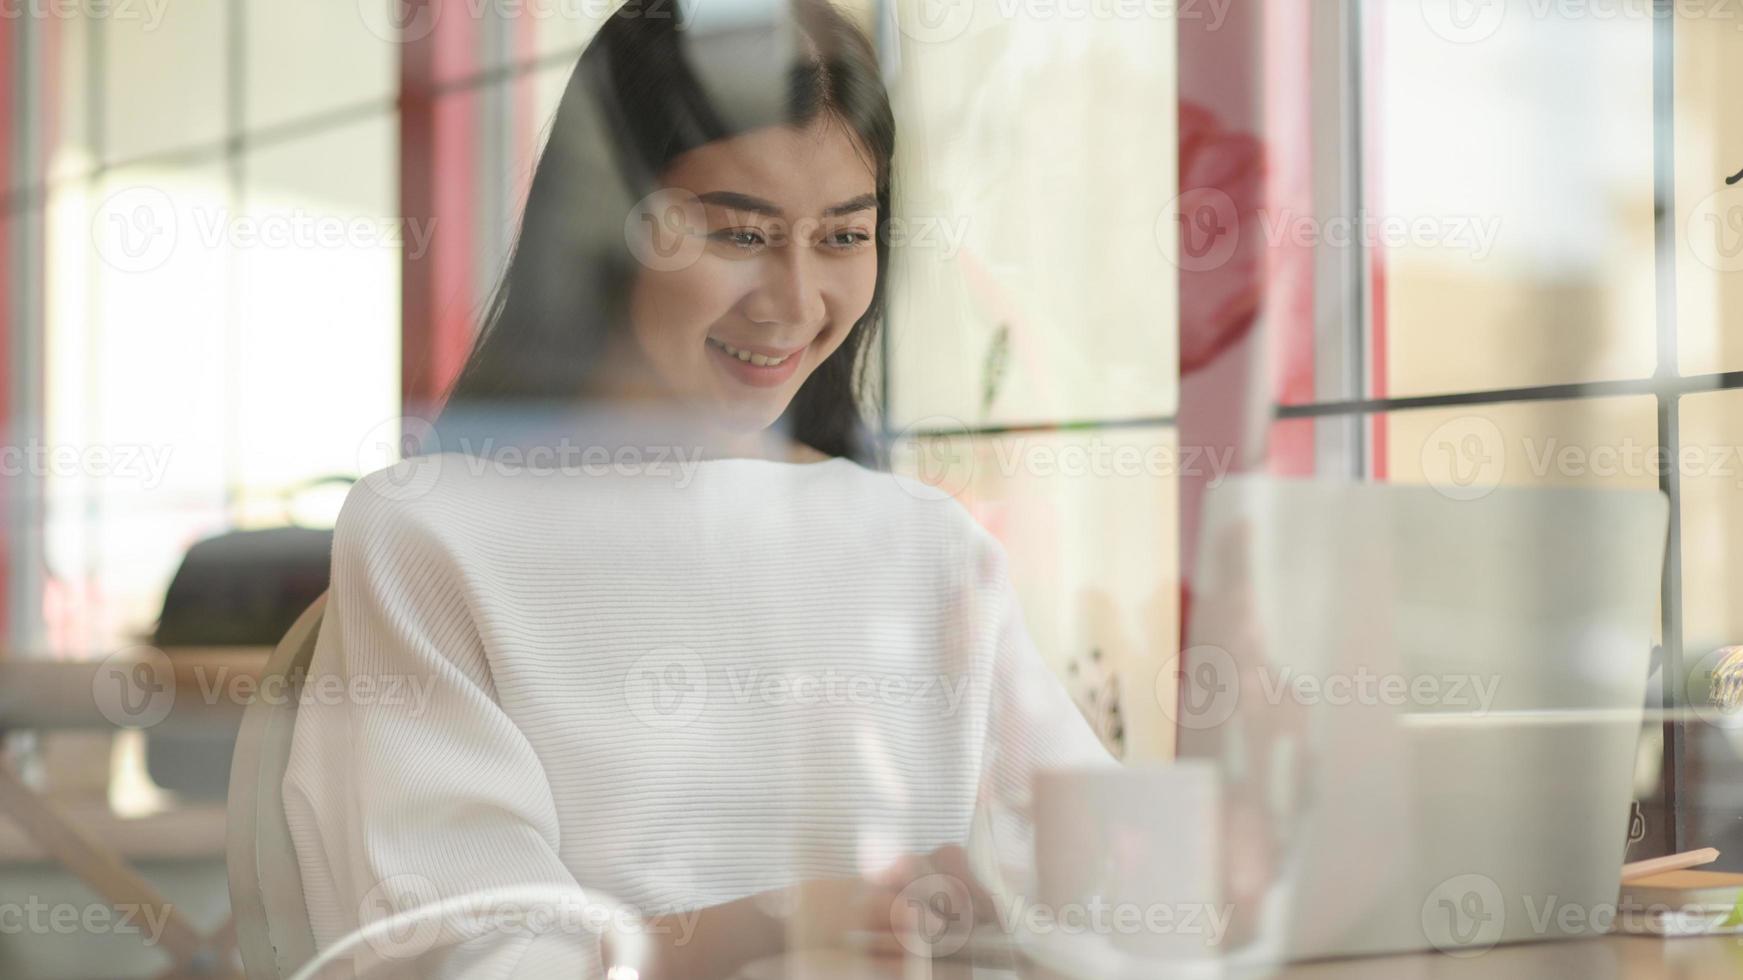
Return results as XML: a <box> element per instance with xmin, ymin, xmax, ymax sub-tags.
<box><xmin>624</xmin><ymin>117</ymin><xmax>880</xmax><ymax>436</ymax></box>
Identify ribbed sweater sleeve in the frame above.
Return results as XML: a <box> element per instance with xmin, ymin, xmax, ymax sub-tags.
<box><xmin>967</xmin><ymin>529</ymin><xmax>1119</xmax><ymax>904</ymax></box>
<box><xmin>282</xmin><ymin>480</ymin><xmax>610</xmax><ymax>980</ymax></box>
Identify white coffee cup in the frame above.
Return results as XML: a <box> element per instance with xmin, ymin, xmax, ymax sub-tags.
<box><xmin>1032</xmin><ymin>761</ymin><xmax>1223</xmax><ymax>960</ymax></box>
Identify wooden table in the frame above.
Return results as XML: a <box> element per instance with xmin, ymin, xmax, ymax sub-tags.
<box><xmin>0</xmin><ymin>648</ymin><xmax>270</xmax><ymax>980</ymax></box>
<box><xmin>737</xmin><ymin>934</ymin><xmax>1743</xmax><ymax>979</ymax></box>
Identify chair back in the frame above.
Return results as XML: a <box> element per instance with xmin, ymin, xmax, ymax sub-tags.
<box><xmin>227</xmin><ymin>594</ymin><xmax>326</xmax><ymax>978</ymax></box>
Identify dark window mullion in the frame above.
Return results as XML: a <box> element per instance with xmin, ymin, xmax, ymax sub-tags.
<box><xmin>1651</xmin><ymin>0</ymin><xmax>1685</xmax><ymax>858</ymax></box>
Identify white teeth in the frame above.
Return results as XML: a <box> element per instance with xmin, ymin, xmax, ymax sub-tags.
<box><xmin>712</xmin><ymin>339</ymin><xmax>790</xmax><ymax>367</ymax></box>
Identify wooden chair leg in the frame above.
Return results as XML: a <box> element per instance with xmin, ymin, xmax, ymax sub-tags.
<box><xmin>0</xmin><ymin>761</ymin><xmax>226</xmax><ymax>973</ymax></box>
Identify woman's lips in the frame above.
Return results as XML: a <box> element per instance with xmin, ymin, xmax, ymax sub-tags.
<box><xmin>706</xmin><ymin>337</ymin><xmax>807</xmax><ymax>388</ymax></box>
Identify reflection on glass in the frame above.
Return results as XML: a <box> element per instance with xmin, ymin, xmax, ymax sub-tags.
<box><xmin>245</xmin><ymin>0</ymin><xmax>397</xmax><ymax>131</ymax></box>
<box><xmin>884</xmin><ymin>1</ymin><xmax>1177</xmax><ymax>428</ymax></box>
<box><xmin>44</xmin><ymin>165</ymin><xmax>233</xmax><ymax>654</ymax></box>
<box><xmin>893</xmin><ymin>426</ymin><xmax>1181</xmax><ymax>761</ymax></box>
<box><xmin>1384</xmin><ymin>396</ymin><xmax>1663</xmax><ymax>650</ymax></box>
<box><xmin>237</xmin><ymin>117</ymin><xmax>401</xmax><ymax>518</ymax></box>
<box><xmin>32</xmin><ymin>14</ymin><xmax>96</xmax><ymax>188</ymax></box>
<box><xmin>1676</xmin><ymin>391</ymin><xmax>1743</xmax><ymax>869</ymax></box>
<box><xmin>1674</xmin><ymin>6</ymin><xmax>1743</xmax><ymax>376</ymax></box>
<box><xmin>104</xmin><ymin>0</ymin><xmax>227</xmax><ymax>162</ymax></box>
<box><xmin>1386</xmin><ymin>396</ymin><xmax>1659</xmax><ymax>496</ymax></box>
<box><xmin>1370</xmin><ymin>1</ymin><xmax>1656</xmax><ymax>396</ymax></box>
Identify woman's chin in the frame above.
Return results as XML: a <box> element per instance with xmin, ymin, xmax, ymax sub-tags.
<box><xmin>706</xmin><ymin>397</ymin><xmax>796</xmax><ymax>439</ymax></box>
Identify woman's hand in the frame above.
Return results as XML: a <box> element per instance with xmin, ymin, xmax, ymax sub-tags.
<box><xmin>810</xmin><ymin>843</ymin><xmax>998</xmax><ymax>955</ymax></box>
<box><xmin>615</xmin><ymin>843</ymin><xmax>998</xmax><ymax>980</ymax></box>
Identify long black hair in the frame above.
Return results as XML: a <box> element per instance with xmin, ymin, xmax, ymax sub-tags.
<box><xmin>433</xmin><ymin>0</ymin><xmax>894</xmax><ymax>464</ymax></box>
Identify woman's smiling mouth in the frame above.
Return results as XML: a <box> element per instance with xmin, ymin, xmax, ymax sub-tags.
<box><xmin>706</xmin><ymin>336</ymin><xmax>809</xmax><ymax>387</ymax></box>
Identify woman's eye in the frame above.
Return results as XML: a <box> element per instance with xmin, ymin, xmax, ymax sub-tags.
<box><xmin>712</xmin><ymin>229</ymin><xmax>767</xmax><ymax>250</ymax></box>
<box><xmin>825</xmin><ymin>230</ymin><xmax>872</xmax><ymax>251</ymax></box>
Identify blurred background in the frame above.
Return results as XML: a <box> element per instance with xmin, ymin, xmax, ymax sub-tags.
<box><xmin>0</xmin><ymin>0</ymin><xmax>1740</xmax><ymax>976</ymax></box>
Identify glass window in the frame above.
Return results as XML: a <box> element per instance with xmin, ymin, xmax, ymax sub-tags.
<box><xmin>46</xmin><ymin>163</ymin><xmax>233</xmax><ymax>652</ymax></box>
<box><xmin>1369</xmin><ymin>1</ymin><xmax>1657</xmax><ymax>397</ymax></box>
<box><xmin>245</xmin><ymin>0</ymin><xmax>398</xmax><ymax>131</ymax></box>
<box><xmin>102</xmin><ymin>0</ymin><xmax>227</xmax><ymax>163</ymax></box>
<box><xmin>1674</xmin><ymin>7</ymin><xmax>1743</xmax><ymax>376</ymax></box>
<box><xmin>883</xmin><ymin>1</ymin><xmax>1178</xmax><ymax>429</ymax></box>
<box><xmin>236</xmin><ymin>116</ymin><xmax>401</xmax><ymax>518</ymax></box>
<box><xmin>1677</xmin><ymin>389</ymin><xmax>1743</xmax><ymax>859</ymax></box>
<box><xmin>1384</xmin><ymin>396</ymin><xmax>1661</xmax><ymax>496</ymax></box>
<box><xmin>892</xmin><ymin>426</ymin><xmax>1182</xmax><ymax>761</ymax></box>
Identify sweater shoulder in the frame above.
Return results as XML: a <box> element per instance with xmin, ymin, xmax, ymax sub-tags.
<box><xmin>826</xmin><ymin>459</ymin><xmax>1011</xmax><ymax>582</ymax></box>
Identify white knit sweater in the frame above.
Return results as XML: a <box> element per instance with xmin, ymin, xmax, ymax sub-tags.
<box><xmin>282</xmin><ymin>451</ymin><xmax>1114</xmax><ymax>978</ymax></box>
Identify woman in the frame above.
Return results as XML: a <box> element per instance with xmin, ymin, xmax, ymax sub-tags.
<box><xmin>282</xmin><ymin>2</ymin><xmax>1113</xmax><ymax>977</ymax></box>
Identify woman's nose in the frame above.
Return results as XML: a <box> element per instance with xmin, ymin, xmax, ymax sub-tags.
<box><xmin>744</xmin><ymin>247</ymin><xmax>827</xmax><ymax>331</ymax></box>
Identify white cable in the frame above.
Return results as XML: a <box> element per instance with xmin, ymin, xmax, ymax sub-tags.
<box><xmin>285</xmin><ymin>884</ymin><xmax>648</xmax><ymax>980</ymax></box>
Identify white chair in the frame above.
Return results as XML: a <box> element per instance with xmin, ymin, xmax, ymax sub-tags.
<box><xmin>227</xmin><ymin>594</ymin><xmax>325</xmax><ymax>979</ymax></box>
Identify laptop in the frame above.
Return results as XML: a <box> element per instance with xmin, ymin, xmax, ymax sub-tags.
<box><xmin>1176</xmin><ymin>477</ymin><xmax>1669</xmax><ymax>963</ymax></box>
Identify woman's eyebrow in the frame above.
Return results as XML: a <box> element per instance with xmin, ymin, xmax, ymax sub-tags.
<box><xmin>697</xmin><ymin>190</ymin><xmax>878</xmax><ymax>217</ymax></box>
